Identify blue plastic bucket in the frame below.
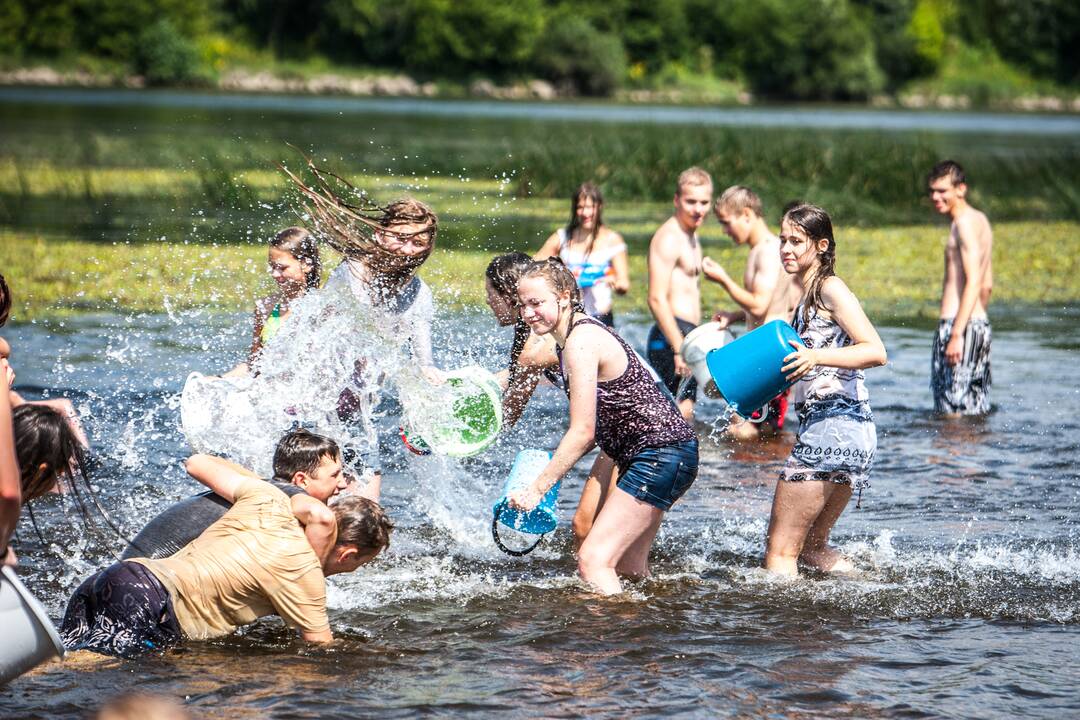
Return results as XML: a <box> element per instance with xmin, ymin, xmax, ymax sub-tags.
<box><xmin>492</xmin><ymin>449</ymin><xmax>560</xmax><ymax>555</ymax></box>
<box><xmin>705</xmin><ymin>319</ymin><xmax>805</xmax><ymax>419</ymax></box>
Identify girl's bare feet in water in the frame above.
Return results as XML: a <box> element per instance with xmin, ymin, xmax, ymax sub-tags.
<box><xmin>799</xmin><ymin>545</ymin><xmax>855</xmax><ymax>573</ymax></box>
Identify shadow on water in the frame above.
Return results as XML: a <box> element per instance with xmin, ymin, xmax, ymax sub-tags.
<box><xmin>2</xmin><ymin>309</ymin><xmax>1079</xmax><ymax>717</ymax></box>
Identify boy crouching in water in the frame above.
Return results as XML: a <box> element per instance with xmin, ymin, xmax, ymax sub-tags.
<box><xmin>61</xmin><ymin>460</ymin><xmax>392</xmax><ymax>656</ymax></box>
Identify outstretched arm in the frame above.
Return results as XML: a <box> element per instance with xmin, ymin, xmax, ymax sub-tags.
<box><xmin>508</xmin><ymin>330</ymin><xmax>600</xmax><ymax>510</ymax></box>
<box><xmin>184</xmin><ymin>454</ymin><xmax>259</xmax><ymax>503</ymax></box>
<box><xmin>503</xmin><ymin>332</ymin><xmax>559</xmax><ymax>427</ymax></box>
<box><xmin>703</xmin><ymin>252</ymin><xmax>779</xmax><ymax>319</ymax></box>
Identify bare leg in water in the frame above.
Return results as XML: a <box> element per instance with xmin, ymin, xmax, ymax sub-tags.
<box><xmin>571</xmin><ymin>452</ymin><xmax>616</xmax><ymax>550</ymax></box>
<box><xmin>764</xmin><ymin>478</ymin><xmax>853</xmax><ymax>575</ymax></box>
<box><xmin>577</xmin><ymin>486</ymin><xmax>664</xmax><ymax>595</ymax></box>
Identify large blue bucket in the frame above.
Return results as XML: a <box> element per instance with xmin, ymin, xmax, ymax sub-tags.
<box><xmin>705</xmin><ymin>319</ymin><xmax>805</xmax><ymax>419</ymax></box>
<box><xmin>492</xmin><ymin>449</ymin><xmax>560</xmax><ymax>555</ymax></box>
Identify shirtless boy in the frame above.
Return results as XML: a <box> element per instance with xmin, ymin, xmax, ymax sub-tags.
<box><xmin>928</xmin><ymin>160</ymin><xmax>993</xmax><ymax>416</ymax></box>
<box><xmin>647</xmin><ymin>167</ymin><xmax>712</xmax><ymax>421</ymax></box>
<box><xmin>703</xmin><ymin>186</ymin><xmax>799</xmax><ymax>439</ymax></box>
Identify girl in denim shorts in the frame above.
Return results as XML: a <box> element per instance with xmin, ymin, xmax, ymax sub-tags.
<box><xmin>508</xmin><ymin>259</ymin><xmax>698</xmax><ymax>595</ymax></box>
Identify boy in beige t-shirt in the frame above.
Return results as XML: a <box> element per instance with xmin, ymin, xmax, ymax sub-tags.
<box><xmin>61</xmin><ymin>474</ymin><xmax>391</xmax><ymax>656</ymax></box>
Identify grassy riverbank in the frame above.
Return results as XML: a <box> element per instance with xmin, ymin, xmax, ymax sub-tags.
<box><xmin>3</xmin><ymin>220</ymin><xmax>1077</xmax><ymax>323</ymax></box>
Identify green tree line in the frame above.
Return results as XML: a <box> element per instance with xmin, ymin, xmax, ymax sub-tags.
<box><xmin>1</xmin><ymin>0</ymin><xmax>1077</xmax><ymax>98</ymax></box>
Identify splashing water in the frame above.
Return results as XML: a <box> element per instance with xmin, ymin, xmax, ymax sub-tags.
<box><xmin>179</xmin><ymin>273</ymin><xmax>441</xmax><ymax>477</ymax></box>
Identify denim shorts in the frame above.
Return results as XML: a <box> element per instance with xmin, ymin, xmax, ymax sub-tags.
<box><xmin>615</xmin><ymin>440</ymin><xmax>699</xmax><ymax>511</ymax></box>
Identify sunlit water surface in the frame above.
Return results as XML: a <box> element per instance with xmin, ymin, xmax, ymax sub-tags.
<box><xmin>2</xmin><ymin>308</ymin><xmax>1078</xmax><ymax>719</ymax></box>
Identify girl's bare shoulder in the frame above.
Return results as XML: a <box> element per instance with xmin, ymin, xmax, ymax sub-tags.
<box><xmin>820</xmin><ymin>275</ymin><xmax>856</xmax><ymax>309</ymax></box>
<box><xmin>597</xmin><ymin>227</ymin><xmax>626</xmax><ymax>247</ymax></box>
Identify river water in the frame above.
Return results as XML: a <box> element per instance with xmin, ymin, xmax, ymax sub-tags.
<box><xmin>3</xmin><ymin>88</ymin><xmax>1080</xmax><ymax>135</ymax></box>
<box><xmin>2</xmin><ymin>306</ymin><xmax>1078</xmax><ymax>718</ymax></box>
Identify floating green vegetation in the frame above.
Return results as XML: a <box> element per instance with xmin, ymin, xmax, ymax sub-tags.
<box><xmin>4</xmin><ymin>220</ymin><xmax>1077</xmax><ymax>323</ymax></box>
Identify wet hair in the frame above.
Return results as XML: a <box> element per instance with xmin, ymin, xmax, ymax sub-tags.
<box><xmin>486</xmin><ymin>252</ymin><xmax>535</xmax><ymax>367</ymax></box>
<box><xmin>272</xmin><ymin>429</ymin><xmax>341</xmax><ymax>484</ymax></box>
<box><xmin>0</xmin><ymin>272</ymin><xmax>10</xmax><ymax>326</ymax></box>
<box><xmin>12</xmin><ymin>404</ymin><xmax>85</xmax><ymax>502</ymax></box>
<box><xmin>566</xmin><ymin>182</ymin><xmax>605</xmax><ymax>259</ymax></box>
<box><xmin>717</xmin><ymin>185</ymin><xmax>763</xmax><ymax>218</ymax></box>
<box><xmin>270</xmin><ymin>226</ymin><xmax>321</xmax><ymax>290</ymax></box>
<box><xmin>782</xmin><ymin>203</ymin><xmax>836</xmax><ymax>325</ymax></box>
<box><xmin>281</xmin><ymin>150</ymin><xmax>438</xmax><ymax>290</ymax></box>
<box><xmin>485</xmin><ymin>252</ymin><xmax>533</xmax><ymax>302</ymax></box>
<box><xmin>331</xmin><ymin>495</ymin><xmax>393</xmax><ymax>553</ymax></box>
<box><xmin>676</xmin><ymin>167</ymin><xmax>713</xmax><ymax>196</ymax></box>
<box><xmin>927</xmin><ymin>160</ymin><xmax>966</xmax><ymax>187</ymax></box>
<box><xmin>519</xmin><ymin>257</ymin><xmax>585</xmax><ymax>314</ymax></box>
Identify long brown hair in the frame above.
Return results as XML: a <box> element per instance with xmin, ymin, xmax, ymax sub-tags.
<box><xmin>271</xmin><ymin>226</ymin><xmax>321</xmax><ymax>290</ymax></box>
<box><xmin>281</xmin><ymin>150</ymin><xmax>437</xmax><ymax>291</ymax></box>
<box><xmin>783</xmin><ymin>203</ymin><xmax>836</xmax><ymax>324</ymax></box>
<box><xmin>565</xmin><ymin>182</ymin><xmax>604</xmax><ymax>260</ymax></box>
<box><xmin>13</xmin><ymin>404</ymin><xmax>85</xmax><ymax>502</ymax></box>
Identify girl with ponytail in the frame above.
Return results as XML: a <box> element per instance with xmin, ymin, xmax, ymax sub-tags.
<box><xmin>769</xmin><ymin>204</ymin><xmax>887</xmax><ymax>576</ymax></box>
<box><xmin>485</xmin><ymin>255</ymin><xmax>622</xmax><ymax>550</ymax></box>
<box><xmin>508</xmin><ymin>258</ymin><xmax>698</xmax><ymax>594</ymax></box>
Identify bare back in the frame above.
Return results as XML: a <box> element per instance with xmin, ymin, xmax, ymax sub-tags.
<box><xmin>940</xmin><ymin>207</ymin><xmax>993</xmax><ymax>319</ymax></box>
<box><xmin>744</xmin><ymin>234</ymin><xmax>796</xmax><ymax>330</ymax></box>
<box><xmin>649</xmin><ymin>216</ymin><xmax>702</xmax><ymax>324</ymax></box>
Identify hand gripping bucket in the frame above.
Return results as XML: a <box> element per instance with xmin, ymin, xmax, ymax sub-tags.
<box><xmin>491</xmin><ymin>449</ymin><xmax>560</xmax><ymax>556</ymax></box>
<box><xmin>705</xmin><ymin>319</ymin><xmax>805</xmax><ymax>419</ymax></box>
<box><xmin>679</xmin><ymin>322</ymin><xmax>735</xmax><ymax>399</ymax></box>
<box><xmin>405</xmin><ymin>366</ymin><xmax>503</xmax><ymax>458</ymax></box>
<box><xmin>0</xmin><ymin>566</ymin><xmax>65</xmax><ymax>685</ymax></box>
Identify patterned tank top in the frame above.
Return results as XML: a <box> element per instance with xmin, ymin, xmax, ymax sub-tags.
<box><xmin>791</xmin><ymin>301</ymin><xmax>869</xmax><ymax>409</ymax></box>
<box><xmin>556</xmin><ymin>316</ymin><xmax>694</xmax><ymax>467</ymax></box>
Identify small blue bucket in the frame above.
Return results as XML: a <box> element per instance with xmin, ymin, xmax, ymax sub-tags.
<box><xmin>492</xmin><ymin>449</ymin><xmax>560</xmax><ymax>555</ymax></box>
<box><xmin>705</xmin><ymin>319</ymin><xmax>805</xmax><ymax>419</ymax></box>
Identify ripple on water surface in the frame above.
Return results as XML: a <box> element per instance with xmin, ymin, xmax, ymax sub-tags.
<box><xmin>2</xmin><ymin>313</ymin><xmax>1079</xmax><ymax>718</ymax></box>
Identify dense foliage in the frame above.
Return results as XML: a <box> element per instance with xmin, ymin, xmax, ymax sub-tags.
<box><xmin>1</xmin><ymin>0</ymin><xmax>1077</xmax><ymax>98</ymax></box>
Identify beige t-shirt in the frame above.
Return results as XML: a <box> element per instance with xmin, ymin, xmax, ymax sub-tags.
<box><xmin>131</xmin><ymin>479</ymin><xmax>329</xmax><ymax>641</ymax></box>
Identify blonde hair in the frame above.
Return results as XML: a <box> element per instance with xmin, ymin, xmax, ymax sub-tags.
<box><xmin>716</xmin><ymin>185</ymin><xmax>763</xmax><ymax>218</ymax></box>
<box><xmin>519</xmin><ymin>258</ymin><xmax>584</xmax><ymax>313</ymax></box>
<box><xmin>676</xmin><ymin>167</ymin><xmax>713</xmax><ymax>196</ymax></box>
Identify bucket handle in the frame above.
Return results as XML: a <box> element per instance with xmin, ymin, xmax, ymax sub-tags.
<box><xmin>729</xmin><ymin>404</ymin><xmax>770</xmax><ymax>427</ymax></box>
<box><xmin>491</xmin><ymin>501</ymin><xmax>546</xmax><ymax>557</ymax></box>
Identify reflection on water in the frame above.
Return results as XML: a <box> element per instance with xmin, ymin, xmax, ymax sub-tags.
<box><xmin>2</xmin><ymin>310</ymin><xmax>1079</xmax><ymax>718</ymax></box>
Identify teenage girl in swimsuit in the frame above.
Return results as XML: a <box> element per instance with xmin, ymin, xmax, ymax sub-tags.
<box><xmin>769</xmin><ymin>204</ymin><xmax>887</xmax><ymax>576</ymax></box>
<box><xmin>508</xmin><ymin>259</ymin><xmax>698</xmax><ymax>594</ymax></box>
<box><xmin>224</xmin><ymin>227</ymin><xmax>321</xmax><ymax>377</ymax></box>
<box><xmin>534</xmin><ymin>183</ymin><xmax>629</xmax><ymax>327</ymax></box>
<box><xmin>484</xmin><ymin>253</ymin><xmax>619</xmax><ymax>549</ymax></box>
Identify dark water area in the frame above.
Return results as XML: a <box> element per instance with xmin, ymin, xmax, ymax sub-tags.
<box><xmin>2</xmin><ymin>88</ymin><xmax>1079</xmax><ymax>245</ymax></box>
<box><xmin>2</xmin><ymin>309</ymin><xmax>1079</xmax><ymax>718</ymax></box>
<box><xmin>4</xmin><ymin>88</ymin><xmax>1080</xmax><ymax>135</ymax></box>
